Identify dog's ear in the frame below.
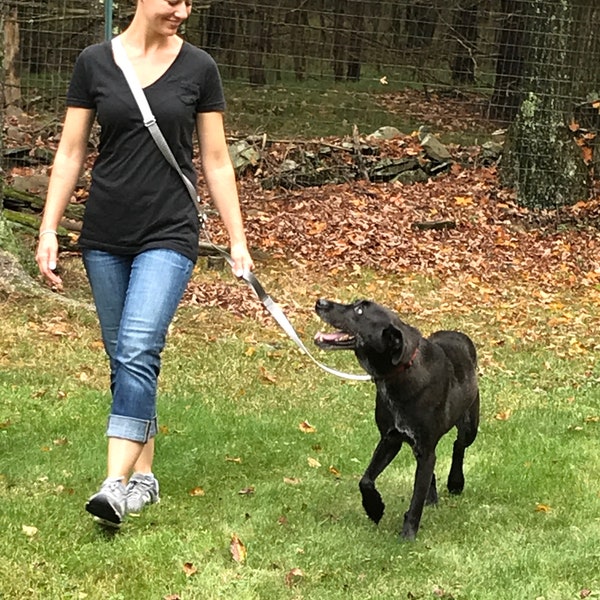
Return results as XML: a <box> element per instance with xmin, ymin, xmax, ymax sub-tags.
<box><xmin>383</xmin><ymin>324</ymin><xmax>419</xmax><ymax>366</ymax></box>
<box><xmin>382</xmin><ymin>324</ymin><xmax>406</xmax><ymax>365</ymax></box>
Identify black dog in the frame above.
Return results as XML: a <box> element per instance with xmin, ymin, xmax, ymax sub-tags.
<box><xmin>314</xmin><ymin>299</ymin><xmax>479</xmax><ymax>540</ymax></box>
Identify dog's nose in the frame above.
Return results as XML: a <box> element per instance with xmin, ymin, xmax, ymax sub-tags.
<box><xmin>315</xmin><ymin>299</ymin><xmax>331</xmax><ymax>311</ymax></box>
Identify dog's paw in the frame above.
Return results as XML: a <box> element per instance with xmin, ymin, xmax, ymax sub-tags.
<box><xmin>401</xmin><ymin>514</ymin><xmax>418</xmax><ymax>541</ymax></box>
<box><xmin>362</xmin><ymin>494</ymin><xmax>385</xmax><ymax>524</ymax></box>
<box><xmin>360</xmin><ymin>480</ymin><xmax>385</xmax><ymax>523</ymax></box>
<box><xmin>447</xmin><ymin>474</ymin><xmax>465</xmax><ymax>495</ymax></box>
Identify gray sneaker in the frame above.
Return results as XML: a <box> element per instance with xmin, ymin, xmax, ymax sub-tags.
<box><xmin>85</xmin><ymin>477</ymin><xmax>127</xmax><ymax>527</ymax></box>
<box><xmin>126</xmin><ymin>473</ymin><xmax>160</xmax><ymax>514</ymax></box>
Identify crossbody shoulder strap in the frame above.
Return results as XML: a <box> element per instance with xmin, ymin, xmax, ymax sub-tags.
<box><xmin>111</xmin><ymin>36</ymin><xmax>201</xmax><ymax>213</ymax></box>
<box><xmin>110</xmin><ymin>36</ymin><xmax>370</xmax><ymax>382</ymax></box>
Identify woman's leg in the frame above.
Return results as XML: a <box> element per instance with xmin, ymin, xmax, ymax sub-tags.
<box><xmin>82</xmin><ymin>248</ymin><xmax>193</xmax><ymax>523</ymax></box>
<box><xmin>106</xmin><ymin>248</ymin><xmax>193</xmax><ymax>447</ymax></box>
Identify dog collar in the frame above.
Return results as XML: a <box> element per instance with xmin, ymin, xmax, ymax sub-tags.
<box><xmin>378</xmin><ymin>347</ymin><xmax>419</xmax><ymax>381</ymax></box>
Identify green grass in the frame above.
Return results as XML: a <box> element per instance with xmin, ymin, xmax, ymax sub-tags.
<box><xmin>1</xmin><ymin>264</ymin><xmax>599</xmax><ymax>600</ymax></box>
<box><xmin>224</xmin><ymin>81</ymin><xmax>403</xmax><ymax>140</ymax></box>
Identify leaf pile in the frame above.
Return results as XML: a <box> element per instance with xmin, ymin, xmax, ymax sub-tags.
<box><xmin>186</xmin><ymin>133</ymin><xmax>599</xmax><ymax>325</ymax></box>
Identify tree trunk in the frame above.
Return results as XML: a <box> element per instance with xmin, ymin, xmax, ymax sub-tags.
<box><xmin>405</xmin><ymin>2</ymin><xmax>438</xmax><ymax>49</ymax></box>
<box><xmin>247</xmin><ymin>3</ymin><xmax>268</xmax><ymax>86</ymax></box>
<box><xmin>2</xmin><ymin>4</ymin><xmax>21</xmax><ymax>106</ymax></box>
<box><xmin>488</xmin><ymin>0</ymin><xmax>527</xmax><ymax>124</ymax></box>
<box><xmin>331</xmin><ymin>0</ymin><xmax>345</xmax><ymax>82</ymax></box>
<box><xmin>206</xmin><ymin>2</ymin><xmax>240</xmax><ymax>78</ymax></box>
<box><xmin>346</xmin><ymin>0</ymin><xmax>364</xmax><ymax>82</ymax></box>
<box><xmin>501</xmin><ymin>0</ymin><xmax>589</xmax><ymax>209</ymax></box>
<box><xmin>288</xmin><ymin>6</ymin><xmax>308</xmax><ymax>82</ymax></box>
<box><xmin>451</xmin><ymin>1</ymin><xmax>478</xmax><ymax>85</ymax></box>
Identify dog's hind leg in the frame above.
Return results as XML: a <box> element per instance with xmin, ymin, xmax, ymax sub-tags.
<box><xmin>425</xmin><ymin>472</ymin><xmax>438</xmax><ymax>506</ymax></box>
<box><xmin>359</xmin><ymin>431</ymin><xmax>403</xmax><ymax>524</ymax></box>
<box><xmin>448</xmin><ymin>391</ymin><xmax>480</xmax><ymax>495</ymax></box>
<box><xmin>403</xmin><ymin>451</ymin><xmax>437</xmax><ymax>540</ymax></box>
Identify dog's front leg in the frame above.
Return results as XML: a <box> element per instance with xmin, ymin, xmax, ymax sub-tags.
<box><xmin>359</xmin><ymin>431</ymin><xmax>403</xmax><ymax>524</ymax></box>
<box><xmin>402</xmin><ymin>452</ymin><xmax>436</xmax><ymax>540</ymax></box>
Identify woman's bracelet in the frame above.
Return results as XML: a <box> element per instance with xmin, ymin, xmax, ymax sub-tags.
<box><xmin>39</xmin><ymin>229</ymin><xmax>58</xmax><ymax>237</ymax></box>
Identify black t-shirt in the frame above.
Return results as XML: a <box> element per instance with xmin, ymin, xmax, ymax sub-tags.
<box><xmin>67</xmin><ymin>41</ymin><xmax>226</xmax><ymax>262</ymax></box>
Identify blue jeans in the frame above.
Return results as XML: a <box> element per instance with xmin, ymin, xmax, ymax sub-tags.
<box><xmin>82</xmin><ymin>249</ymin><xmax>194</xmax><ymax>443</ymax></box>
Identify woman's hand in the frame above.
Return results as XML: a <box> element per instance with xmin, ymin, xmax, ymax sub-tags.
<box><xmin>229</xmin><ymin>241</ymin><xmax>254</xmax><ymax>278</ymax></box>
<box><xmin>35</xmin><ymin>231</ymin><xmax>63</xmax><ymax>289</ymax></box>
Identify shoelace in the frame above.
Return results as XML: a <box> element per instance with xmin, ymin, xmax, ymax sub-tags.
<box><xmin>103</xmin><ymin>478</ymin><xmax>125</xmax><ymax>492</ymax></box>
<box><xmin>127</xmin><ymin>478</ymin><xmax>153</xmax><ymax>498</ymax></box>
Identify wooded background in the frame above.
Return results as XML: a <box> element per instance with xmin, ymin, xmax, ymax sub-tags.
<box><xmin>1</xmin><ymin>0</ymin><xmax>599</xmax><ymax>209</ymax></box>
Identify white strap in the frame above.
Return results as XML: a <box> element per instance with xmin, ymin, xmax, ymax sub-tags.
<box><xmin>112</xmin><ymin>36</ymin><xmax>201</xmax><ymax>210</ymax></box>
<box><xmin>111</xmin><ymin>36</ymin><xmax>370</xmax><ymax>382</ymax></box>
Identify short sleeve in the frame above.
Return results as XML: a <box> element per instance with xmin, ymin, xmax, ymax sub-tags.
<box><xmin>66</xmin><ymin>47</ymin><xmax>95</xmax><ymax>108</ymax></box>
<box><xmin>196</xmin><ymin>53</ymin><xmax>226</xmax><ymax>113</ymax></box>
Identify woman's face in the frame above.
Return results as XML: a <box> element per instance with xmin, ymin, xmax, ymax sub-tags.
<box><xmin>139</xmin><ymin>0</ymin><xmax>192</xmax><ymax>35</ymax></box>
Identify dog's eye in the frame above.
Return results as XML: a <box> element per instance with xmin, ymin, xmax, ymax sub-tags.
<box><xmin>354</xmin><ymin>305</ymin><xmax>363</xmax><ymax>316</ymax></box>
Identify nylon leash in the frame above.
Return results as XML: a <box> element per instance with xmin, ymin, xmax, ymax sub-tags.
<box><xmin>202</xmin><ymin>232</ymin><xmax>371</xmax><ymax>382</ymax></box>
<box><xmin>113</xmin><ymin>36</ymin><xmax>370</xmax><ymax>382</ymax></box>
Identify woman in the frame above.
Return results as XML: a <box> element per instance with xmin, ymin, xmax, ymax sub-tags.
<box><xmin>35</xmin><ymin>0</ymin><xmax>254</xmax><ymax>527</ymax></box>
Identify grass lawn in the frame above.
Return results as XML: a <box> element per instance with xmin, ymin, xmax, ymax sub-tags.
<box><xmin>0</xmin><ymin>258</ymin><xmax>599</xmax><ymax>600</ymax></box>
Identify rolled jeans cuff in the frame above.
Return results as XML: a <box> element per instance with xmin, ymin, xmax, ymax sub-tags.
<box><xmin>106</xmin><ymin>414</ymin><xmax>158</xmax><ymax>443</ymax></box>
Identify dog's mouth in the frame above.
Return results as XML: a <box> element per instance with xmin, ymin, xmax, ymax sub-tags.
<box><xmin>314</xmin><ymin>330</ymin><xmax>356</xmax><ymax>350</ymax></box>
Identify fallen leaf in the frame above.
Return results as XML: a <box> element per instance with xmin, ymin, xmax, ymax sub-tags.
<box><xmin>259</xmin><ymin>365</ymin><xmax>277</xmax><ymax>384</ymax></box>
<box><xmin>189</xmin><ymin>486</ymin><xmax>205</xmax><ymax>497</ymax></box>
<box><xmin>284</xmin><ymin>477</ymin><xmax>301</xmax><ymax>485</ymax></box>
<box><xmin>307</xmin><ymin>457</ymin><xmax>321</xmax><ymax>468</ymax></box>
<box><xmin>238</xmin><ymin>486</ymin><xmax>255</xmax><ymax>496</ymax></box>
<box><xmin>230</xmin><ymin>534</ymin><xmax>247</xmax><ymax>564</ymax></box>
<box><xmin>299</xmin><ymin>420</ymin><xmax>316</xmax><ymax>433</ymax></box>
<box><xmin>454</xmin><ymin>195</ymin><xmax>473</xmax><ymax>206</ymax></box>
<box><xmin>164</xmin><ymin>595</ymin><xmax>181</xmax><ymax>600</ymax></box>
<box><xmin>494</xmin><ymin>409</ymin><xmax>512</xmax><ymax>421</ymax></box>
<box><xmin>328</xmin><ymin>465</ymin><xmax>342</xmax><ymax>478</ymax></box>
<box><xmin>22</xmin><ymin>525</ymin><xmax>38</xmax><ymax>537</ymax></box>
<box><xmin>285</xmin><ymin>567</ymin><xmax>304</xmax><ymax>587</ymax></box>
<box><xmin>225</xmin><ymin>455</ymin><xmax>242</xmax><ymax>464</ymax></box>
<box><xmin>182</xmin><ymin>562</ymin><xmax>197</xmax><ymax>577</ymax></box>
<box><xmin>535</xmin><ymin>503</ymin><xmax>552</xmax><ymax>513</ymax></box>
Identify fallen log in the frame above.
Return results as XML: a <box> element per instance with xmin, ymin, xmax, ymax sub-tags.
<box><xmin>3</xmin><ymin>186</ymin><xmax>85</xmax><ymax>221</ymax></box>
<box><xmin>412</xmin><ymin>220</ymin><xmax>457</xmax><ymax>231</ymax></box>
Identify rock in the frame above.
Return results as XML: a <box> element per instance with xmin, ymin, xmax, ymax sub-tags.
<box><xmin>367</xmin><ymin>126</ymin><xmax>402</xmax><ymax>140</ymax></box>
<box><xmin>481</xmin><ymin>141</ymin><xmax>503</xmax><ymax>164</ymax></box>
<box><xmin>419</xmin><ymin>131</ymin><xmax>452</xmax><ymax>163</ymax></box>
<box><xmin>396</xmin><ymin>169</ymin><xmax>430</xmax><ymax>184</ymax></box>
<box><xmin>229</xmin><ymin>140</ymin><xmax>261</xmax><ymax>174</ymax></box>
<box><xmin>369</xmin><ymin>157</ymin><xmax>420</xmax><ymax>182</ymax></box>
<box><xmin>6</xmin><ymin>126</ymin><xmax>26</xmax><ymax>143</ymax></box>
<box><xmin>11</xmin><ymin>174</ymin><xmax>50</xmax><ymax>196</ymax></box>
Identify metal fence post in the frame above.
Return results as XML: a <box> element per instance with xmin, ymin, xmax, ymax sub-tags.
<box><xmin>105</xmin><ymin>0</ymin><xmax>113</xmax><ymax>41</ymax></box>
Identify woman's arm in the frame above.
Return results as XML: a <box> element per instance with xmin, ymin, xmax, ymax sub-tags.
<box><xmin>196</xmin><ymin>111</ymin><xmax>254</xmax><ymax>276</ymax></box>
<box><xmin>36</xmin><ymin>107</ymin><xmax>95</xmax><ymax>286</ymax></box>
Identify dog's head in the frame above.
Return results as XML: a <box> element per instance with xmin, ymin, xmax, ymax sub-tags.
<box><xmin>314</xmin><ymin>299</ymin><xmax>421</xmax><ymax>377</ymax></box>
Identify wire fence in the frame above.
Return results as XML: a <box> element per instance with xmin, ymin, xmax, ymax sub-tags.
<box><xmin>1</xmin><ymin>1</ymin><xmax>599</xmax><ymax>194</ymax></box>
